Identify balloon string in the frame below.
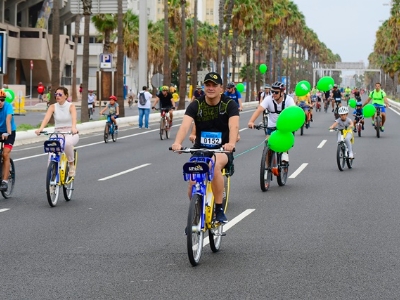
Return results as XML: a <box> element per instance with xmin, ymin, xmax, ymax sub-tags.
<box><xmin>234</xmin><ymin>141</ymin><xmax>265</xmax><ymax>158</ymax></box>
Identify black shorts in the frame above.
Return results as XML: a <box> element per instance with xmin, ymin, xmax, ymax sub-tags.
<box><xmin>161</xmin><ymin>107</ymin><xmax>173</xmax><ymax>113</ymax></box>
<box><xmin>1</xmin><ymin>131</ymin><xmax>16</xmax><ymax>147</ymax></box>
<box><xmin>191</xmin><ymin>151</ymin><xmax>234</xmax><ymax>174</ymax></box>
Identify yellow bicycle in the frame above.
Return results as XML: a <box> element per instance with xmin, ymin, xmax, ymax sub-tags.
<box><xmin>41</xmin><ymin>131</ymin><xmax>78</xmax><ymax>207</ymax></box>
<box><xmin>171</xmin><ymin>147</ymin><xmax>232</xmax><ymax>266</ymax></box>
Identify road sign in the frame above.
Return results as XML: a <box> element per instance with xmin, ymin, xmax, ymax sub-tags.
<box><xmin>99</xmin><ymin>53</ymin><xmax>112</xmax><ymax>69</ymax></box>
<box><xmin>197</xmin><ymin>70</ymin><xmax>209</xmax><ymax>81</ymax></box>
<box><xmin>70</xmin><ymin>0</ymin><xmax>128</xmax><ymax>14</ymax></box>
<box><xmin>335</xmin><ymin>62</ymin><xmax>365</xmax><ymax>69</ymax></box>
<box><xmin>0</xmin><ymin>31</ymin><xmax>7</xmax><ymax>74</ymax></box>
<box><xmin>151</xmin><ymin>73</ymin><xmax>164</xmax><ymax>88</ymax></box>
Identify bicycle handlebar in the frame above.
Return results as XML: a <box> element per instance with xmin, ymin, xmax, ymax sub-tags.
<box><xmin>39</xmin><ymin>131</ymin><xmax>78</xmax><ymax>135</ymax></box>
<box><xmin>169</xmin><ymin>147</ymin><xmax>235</xmax><ymax>153</ymax></box>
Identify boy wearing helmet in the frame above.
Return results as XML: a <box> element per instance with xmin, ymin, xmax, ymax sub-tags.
<box><xmin>329</xmin><ymin>106</ymin><xmax>354</xmax><ymax>158</ymax></box>
<box><xmin>352</xmin><ymin>102</ymin><xmax>364</xmax><ymax>132</ymax></box>
<box><xmin>224</xmin><ymin>82</ymin><xmax>243</xmax><ymax>111</ymax></box>
<box><xmin>99</xmin><ymin>95</ymin><xmax>119</xmax><ymax>131</ymax></box>
<box><xmin>0</xmin><ymin>89</ymin><xmax>16</xmax><ymax>191</ymax></box>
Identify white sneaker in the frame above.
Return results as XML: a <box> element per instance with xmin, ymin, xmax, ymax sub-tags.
<box><xmin>281</xmin><ymin>153</ymin><xmax>289</xmax><ymax>162</ymax></box>
<box><xmin>349</xmin><ymin>152</ymin><xmax>354</xmax><ymax>159</ymax></box>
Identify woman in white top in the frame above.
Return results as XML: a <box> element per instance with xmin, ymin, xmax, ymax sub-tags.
<box><xmin>35</xmin><ymin>87</ymin><xmax>79</xmax><ymax>176</ymax></box>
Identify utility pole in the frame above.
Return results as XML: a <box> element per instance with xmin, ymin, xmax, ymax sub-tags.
<box><xmin>138</xmin><ymin>0</ymin><xmax>148</xmax><ymax>90</ymax></box>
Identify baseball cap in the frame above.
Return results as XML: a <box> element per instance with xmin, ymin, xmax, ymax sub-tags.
<box><xmin>204</xmin><ymin>72</ymin><xmax>222</xmax><ymax>85</ymax></box>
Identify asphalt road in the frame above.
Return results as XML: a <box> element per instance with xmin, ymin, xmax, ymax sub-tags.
<box><xmin>1</xmin><ymin>103</ymin><xmax>400</xmax><ymax>299</ymax></box>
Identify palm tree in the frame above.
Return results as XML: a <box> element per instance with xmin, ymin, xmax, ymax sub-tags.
<box><xmin>81</xmin><ymin>0</ymin><xmax>92</xmax><ymax>123</ymax></box>
<box><xmin>216</xmin><ymin>0</ymin><xmax>225</xmax><ymax>74</ymax></box>
<box><xmin>116</xmin><ymin>0</ymin><xmax>125</xmax><ymax>117</ymax></box>
<box><xmin>72</xmin><ymin>15</ymin><xmax>81</xmax><ymax>102</ymax></box>
<box><xmin>178</xmin><ymin>0</ymin><xmax>187</xmax><ymax>110</ymax></box>
<box><xmin>91</xmin><ymin>14</ymin><xmax>117</xmax><ymax>54</ymax></box>
<box><xmin>163</xmin><ymin>0</ymin><xmax>171</xmax><ymax>86</ymax></box>
<box><xmin>51</xmin><ymin>0</ymin><xmax>60</xmax><ymax>109</ymax></box>
<box><xmin>190</xmin><ymin>0</ymin><xmax>199</xmax><ymax>89</ymax></box>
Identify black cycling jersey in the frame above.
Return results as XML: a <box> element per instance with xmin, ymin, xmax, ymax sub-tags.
<box><xmin>157</xmin><ymin>92</ymin><xmax>174</xmax><ymax>108</ymax></box>
<box><xmin>332</xmin><ymin>90</ymin><xmax>342</xmax><ymax>99</ymax></box>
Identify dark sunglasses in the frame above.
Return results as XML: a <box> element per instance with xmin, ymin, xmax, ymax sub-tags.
<box><xmin>0</xmin><ymin>98</ymin><xmax>5</xmax><ymax>102</ymax></box>
<box><xmin>271</xmin><ymin>90</ymin><xmax>280</xmax><ymax>94</ymax></box>
<box><xmin>54</xmin><ymin>92</ymin><xmax>63</xmax><ymax>97</ymax></box>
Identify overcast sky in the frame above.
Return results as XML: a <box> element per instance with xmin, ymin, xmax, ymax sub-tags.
<box><xmin>292</xmin><ymin>0</ymin><xmax>392</xmax><ymax>65</ymax></box>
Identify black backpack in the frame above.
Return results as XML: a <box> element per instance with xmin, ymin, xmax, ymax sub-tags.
<box><xmin>139</xmin><ymin>92</ymin><xmax>147</xmax><ymax>105</ymax></box>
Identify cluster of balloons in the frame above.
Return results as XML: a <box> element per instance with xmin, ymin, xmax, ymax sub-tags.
<box><xmin>236</xmin><ymin>83</ymin><xmax>245</xmax><ymax>93</ymax></box>
<box><xmin>294</xmin><ymin>80</ymin><xmax>311</xmax><ymax>97</ymax></box>
<box><xmin>317</xmin><ymin>76</ymin><xmax>335</xmax><ymax>92</ymax></box>
<box><xmin>3</xmin><ymin>89</ymin><xmax>15</xmax><ymax>103</ymax></box>
<box><xmin>268</xmin><ymin>106</ymin><xmax>305</xmax><ymax>152</ymax></box>
<box><xmin>259</xmin><ymin>64</ymin><xmax>268</xmax><ymax>74</ymax></box>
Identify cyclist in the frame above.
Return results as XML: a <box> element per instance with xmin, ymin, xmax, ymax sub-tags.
<box><xmin>88</xmin><ymin>90</ymin><xmax>96</xmax><ymax>120</ymax></box>
<box><xmin>191</xmin><ymin>85</ymin><xmax>205</xmax><ymax>102</ymax></box>
<box><xmin>352</xmin><ymin>87</ymin><xmax>362</xmax><ymax>102</ymax></box>
<box><xmin>247</xmin><ymin>81</ymin><xmax>296</xmax><ymax>162</ymax></box>
<box><xmin>99</xmin><ymin>95</ymin><xmax>119</xmax><ymax>131</ymax></box>
<box><xmin>127</xmin><ymin>88</ymin><xmax>134</xmax><ymax>106</ymax></box>
<box><xmin>152</xmin><ymin>86</ymin><xmax>175</xmax><ymax>126</ymax></box>
<box><xmin>35</xmin><ymin>87</ymin><xmax>79</xmax><ymax>177</ymax></box>
<box><xmin>260</xmin><ymin>84</ymin><xmax>272</xmax><ymax>103</ymax></box>
<box><xmin>331</xmin><ymin>84</ymin><xmax>343</xmax><ymax>112</ymax></box>
<box><xmin>224</xmin><ymin>82</ymin><xmax>243</xmax><ymax>111</ymax></box>
<box><xmin>329</xmin><ymin>106</ymin><xmax>354</xmax><ymax>159</ymax></box>
<box><xmin>344</xmin><ymin>86</ymin><xmax>352</xmax><ymax>103</ymax></box>
<box><xmin>171</xmin><ymin>72</ymin><xmax>239</xmax><ymax>224</ymax></box>
<box><xmin>352</xmin><ymin>101</ymin><xmax>364</xmax><ymax>132</ymax></box>
<box><xmin>0</xmin><ymin>90</ymin><xmax>16</xmax><ymax>191</ymax></box>
<box><xmin>296</xmin><ymin>92</ymin><xmax>313</xmax><ymax>126</ymax></box>
<box><xmin>362</xmin><ymin>82</ymin><xmax>390</xmax><ymax>132</ymax></box>
<box><xmin>37</xmin><ymin>82</ymin><xmax>45</xmax><ymax>102</ymax></box>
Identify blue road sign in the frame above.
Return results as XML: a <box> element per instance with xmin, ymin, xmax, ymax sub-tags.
<box><xmin>100</xmin><ymin>53</ymin><xmax>112</xmax><ymax>69</ymax></box>
<box><xmin>0</xmin><ymin>32</ymin><xmax>7</xmax><ymax>75</ymax></box>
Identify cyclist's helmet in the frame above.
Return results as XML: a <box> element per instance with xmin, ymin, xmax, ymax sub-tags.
<box><xmin>264</xmin><ymin>84</ymin><xmax>271</xmax><ymax>89</ymax></box>
<box><xmin>0</xmin><ymin>90</ymin><xmax>6</xmax><ymax>98</ymax></box>
<box><xmin>271</xmin><ymin>81</ymin><xmax>285</xmax><ymax>91</ymax></box>
<box><xmin>356</xmin><ymin>101</ymin><xmax>362</xmax><ymax>107</ymax></box>
<box><xmin>109</xmin><ymin>95</ymin><xmax>117</xmax><ymax>101</ymax></box>
<box><xmin>227</xmin><ymin>82</ymin><xmax>235</xmax><ymax>89</ymax></box>
<box><xmin>338</xmin><ymin>106</ymin><xmax>349</xmax><ymax>115</ymax></box>
<box><xmin>162</xmin><ymin>86</ymin><xmax>169</xmax><ymax>91</ymax></box>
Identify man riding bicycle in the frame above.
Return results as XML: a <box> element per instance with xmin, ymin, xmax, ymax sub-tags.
<box><xmin>0</xmin><ymin>90</ymin><xmax>16</xmax><ymax>191</ymax></box>
<box><xmin>152</xmin><ymin>86</ymin><xmax>175</xmax><ymax>126</ymax></box>
<box><xmin>331</xmin><ymin>84</ymin><xmax>343</xmax><ymax>112</ymax></box>
<box><xmin>171</xmin><ymin>72</ymin><xmax>239</xmax><ymax>224</ymax></box>
<box><xmin>247</xmin><ymin>81</ymin><xmax>296</xmax><ymax>162</ymax></box>
<box><xmin>362</xmin><ymin>82</ymin><xmax>390</xmax><ymax>132</ymax></box>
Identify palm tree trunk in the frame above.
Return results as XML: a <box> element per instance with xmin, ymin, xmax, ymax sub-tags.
<box><xmin>223</xmin><ymin>0</ymin><xmax>234</xmax><ymax>86</ymax></box>
<box><xmin>116</xmin><ymin>0</ymin><xmax>125</xmax><ymax>117</ymax></box>
<box><xmin>163</xmin><ymin>0</ymin><xmax>171</xmax><ymax>86</ymax></box>
<box><xmin>72</xmin><ymin>15</ymin><xmax>81</xmax><ymax>102</ymax></box>
<box><xmin>231</xmin><ymin>29</ymin><xmax>239</xmax><ymax>82</ymax></box>
<box><xmin>216</xmin><ymin>0</ymin><xmax>225</xmax><ymax>74</ymax></box>
<box><xmin>81</xmin><ymin>0</ymin><xmax>92</xmax><ymax>123</ymax></box>
<box><xmin>190</xmin><ymin>0</ymin><xmax>198</xmax><ymax>89</ymax></box>
<box><xmin>51</xmin><ymin>0</ymin><xmax>60</xmax><ymax>102</ymax></box>
<box><xmin>178</xmin><ymin>0</ymin><xmax>187</xmax><ymax>110</ymax></box>
<box><xmin>245</xmin><ymin>34</ymin><xmax>251</xmax><ymax>102</ymax></box>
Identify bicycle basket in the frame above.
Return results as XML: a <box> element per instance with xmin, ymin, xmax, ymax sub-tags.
<box><xmin>44</xmin><ymin>138</ymin><xmax>65</xmax><ymax>153</ymax></box>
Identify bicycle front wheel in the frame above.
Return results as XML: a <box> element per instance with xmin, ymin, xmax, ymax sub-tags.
<box><xmin>187</xmin><ymin>194</ymin><xmax>203</xmax><ymax>266</ymax></box>
<box><xmin>277</xmin><ymin>154</ymin><xmax>288</xmax><ymax>186</ymax></box>
<box><xmin>46</xmin><ymin>161</ymin><xmax>60</xmax><ymax>207</ymax></box>
<box><xmin>260</xmin><ymin>146</ymin><xmax>272</xmax><ymax>192</ymax></box>
<box><xmin>104</xmin><ymin>125</ymin><xmax>109</xmax><ymax>143</ymax></box>
<box><xmin>1</xmin><ymin>158</ymin><xmax>15</xmax><ymax>199</ymax></box>
<box><xmin>358</xmin><ymin>123</ymin><xmax>362</xmax><ymax>137</ymax></box>
<box><xmin>159</xmin><ymin>118</ymin><xmax>165</xmax><ymax>140</ymax></box>
<box><xmin>336</xmin><ymin>144</ymin><xmax>345</xmax><ymax>171</ymax></box>
<box><xmin>375</xmin><ymin>116</ymin><xmax>381</xmax><ymax>138</ymax></box>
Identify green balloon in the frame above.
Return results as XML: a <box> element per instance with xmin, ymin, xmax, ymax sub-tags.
<box><xmin>298</xmin><ymin>80</ymin><xmax>311</xmax><ymax>91</ymax></box>
<box><xmin>348</xmin><ymin>99</ymin><xmax>356</xmax><ymax>108</ymax></box>
<box><xmin>4</xmin><ymin>89</ymin><xmax>15</xmax><ymax>103</ymax></box>
<box><xmin>236</xmin><ymin>83</ymin><xmax>245</xmax><ymax>93</ymax></box>
<box><xmin>363</xmin><ymin>104</ymin><xmax>376</xmax><ymax>118</ymax></box>
<box><xmin>259</xmin><ymin>64</ymin><xmax>267</xmax><ymax>74</ymax></box>
<box><xmin>317</xmin><ymin>76</ymin><xmax>335</xmax><ymax>92</ymax></box>
<box><xmin>268</xmin><ymin>130</ymin><xmax>295</xmax><ymax>153</ymax></box>
<box><xmin>295</xmin><ymin>81</ymin><xmax>309</xmax><ymax>97</ymax></box>
<box><xmin>276</xmin><ymin>106</ymin><xmax>305</xmax><ymax>132</ymax></box>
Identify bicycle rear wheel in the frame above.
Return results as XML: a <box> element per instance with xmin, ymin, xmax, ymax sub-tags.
<box><xmin>159</xmin><ymin>118</ymin><xmax>165</xmax><ymax>140</ymax></box>
<box><xmin>277</xmin><ymin>154</ymin><xmax>288</xmax><ymax>186</ymax></box>
<box><xmin>1</xmin><ymin>158</ymin><xmax>15</xmax><ymax>199</ymax></box>
<box><xmin>187</xmin><ymin>194</ymin><xmax>203</xmax><ymax>266</ymax></box>
<box><xmin>336</xmin><ymin>144</ymin><xmax>346</xmax><ymax>171</ymax></box>
<box><xmin>346</xmin><ymin>156</ymin><xmax>353</xmax><ymax>169</ymax></box>
<box><xmin>63</xmin><ymin>150</ymin><xmax>76</xmax><ymax>201</ymax></box>
<box><xmin>46</xmin><ymin>161</ymin><xmax>60</xmax><ymax>207</ymax></box>
<box><xmin>260</xmin><ymin>145</ymin><xmax>272</xmax><ymax>192</ymax></box>
<box><xmin>165</xmin><ymin>121</ymin><xmax>170</xmax><ymax>140</ymax></box>
<box><xmin>112</xmin><ymin>126</ymin><xmax>118</xmax><ymax>142</ymax></box>
<box><xmin>358</xmin><ymin>123</ymin><xmax>362</xmax><ymax>137</ymax></box>
<box><xmin>375</xmin><ymin>116</ymin><xmax>381</xmax><ymax>138</ymax></box>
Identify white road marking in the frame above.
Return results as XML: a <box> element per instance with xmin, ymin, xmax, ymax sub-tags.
<box><xmin>203</xmin><ymin>209</ymin><xmax>255</xmax><ymax>247</ymax></box>
<box><xmin>0</xmin><ymin>208</ymin><xmax>10</xmax><ymax>213</ymax></box>
<box><xmin>389</xmin><ymin>107</ymin><xmax>400</xmax><ymax>116</ymax></box>
<box><xmin>317</xmin><ymin>140</ymin><xmax>327</xmax><ymax>148</ymax></box>
<box><xmin>98</xmin><ymin>163</ymin><xmax>151</xmax><ymax>181</ymax></box>
<box><xmin>289</xmin><ymin>163</ymin><xmax>308</xmax><ymax>179</ymax></box>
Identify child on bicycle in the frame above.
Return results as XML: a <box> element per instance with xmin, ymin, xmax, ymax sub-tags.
<box><xmin>329</xmin><ymin>106</ymin><xmax>354</xmax><ymax>159</ymax></box>
<box><xmin>99</xmin><ymin>95</ymin><xmax>119</xmax><ymax>130</ymax></box>
<box><xmin>352</xmin><ymin>102</ymin><xmax>364</xmax><ymax>132</ymax></box>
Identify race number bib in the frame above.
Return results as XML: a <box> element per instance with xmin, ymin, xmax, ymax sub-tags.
<box><xmin>335</xmin><ymin>98</ymin><xmax>341</xmax><ymax>101</ymax></box>
<box><xmin>88</xmin><ymin>104</ymin><xmax>93</xmax><ymax>108</ymax></box>
<box><xmin>200</xmin><ymin>131</ymin><xmax>222</xmax><ymax>148</ymax></box>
